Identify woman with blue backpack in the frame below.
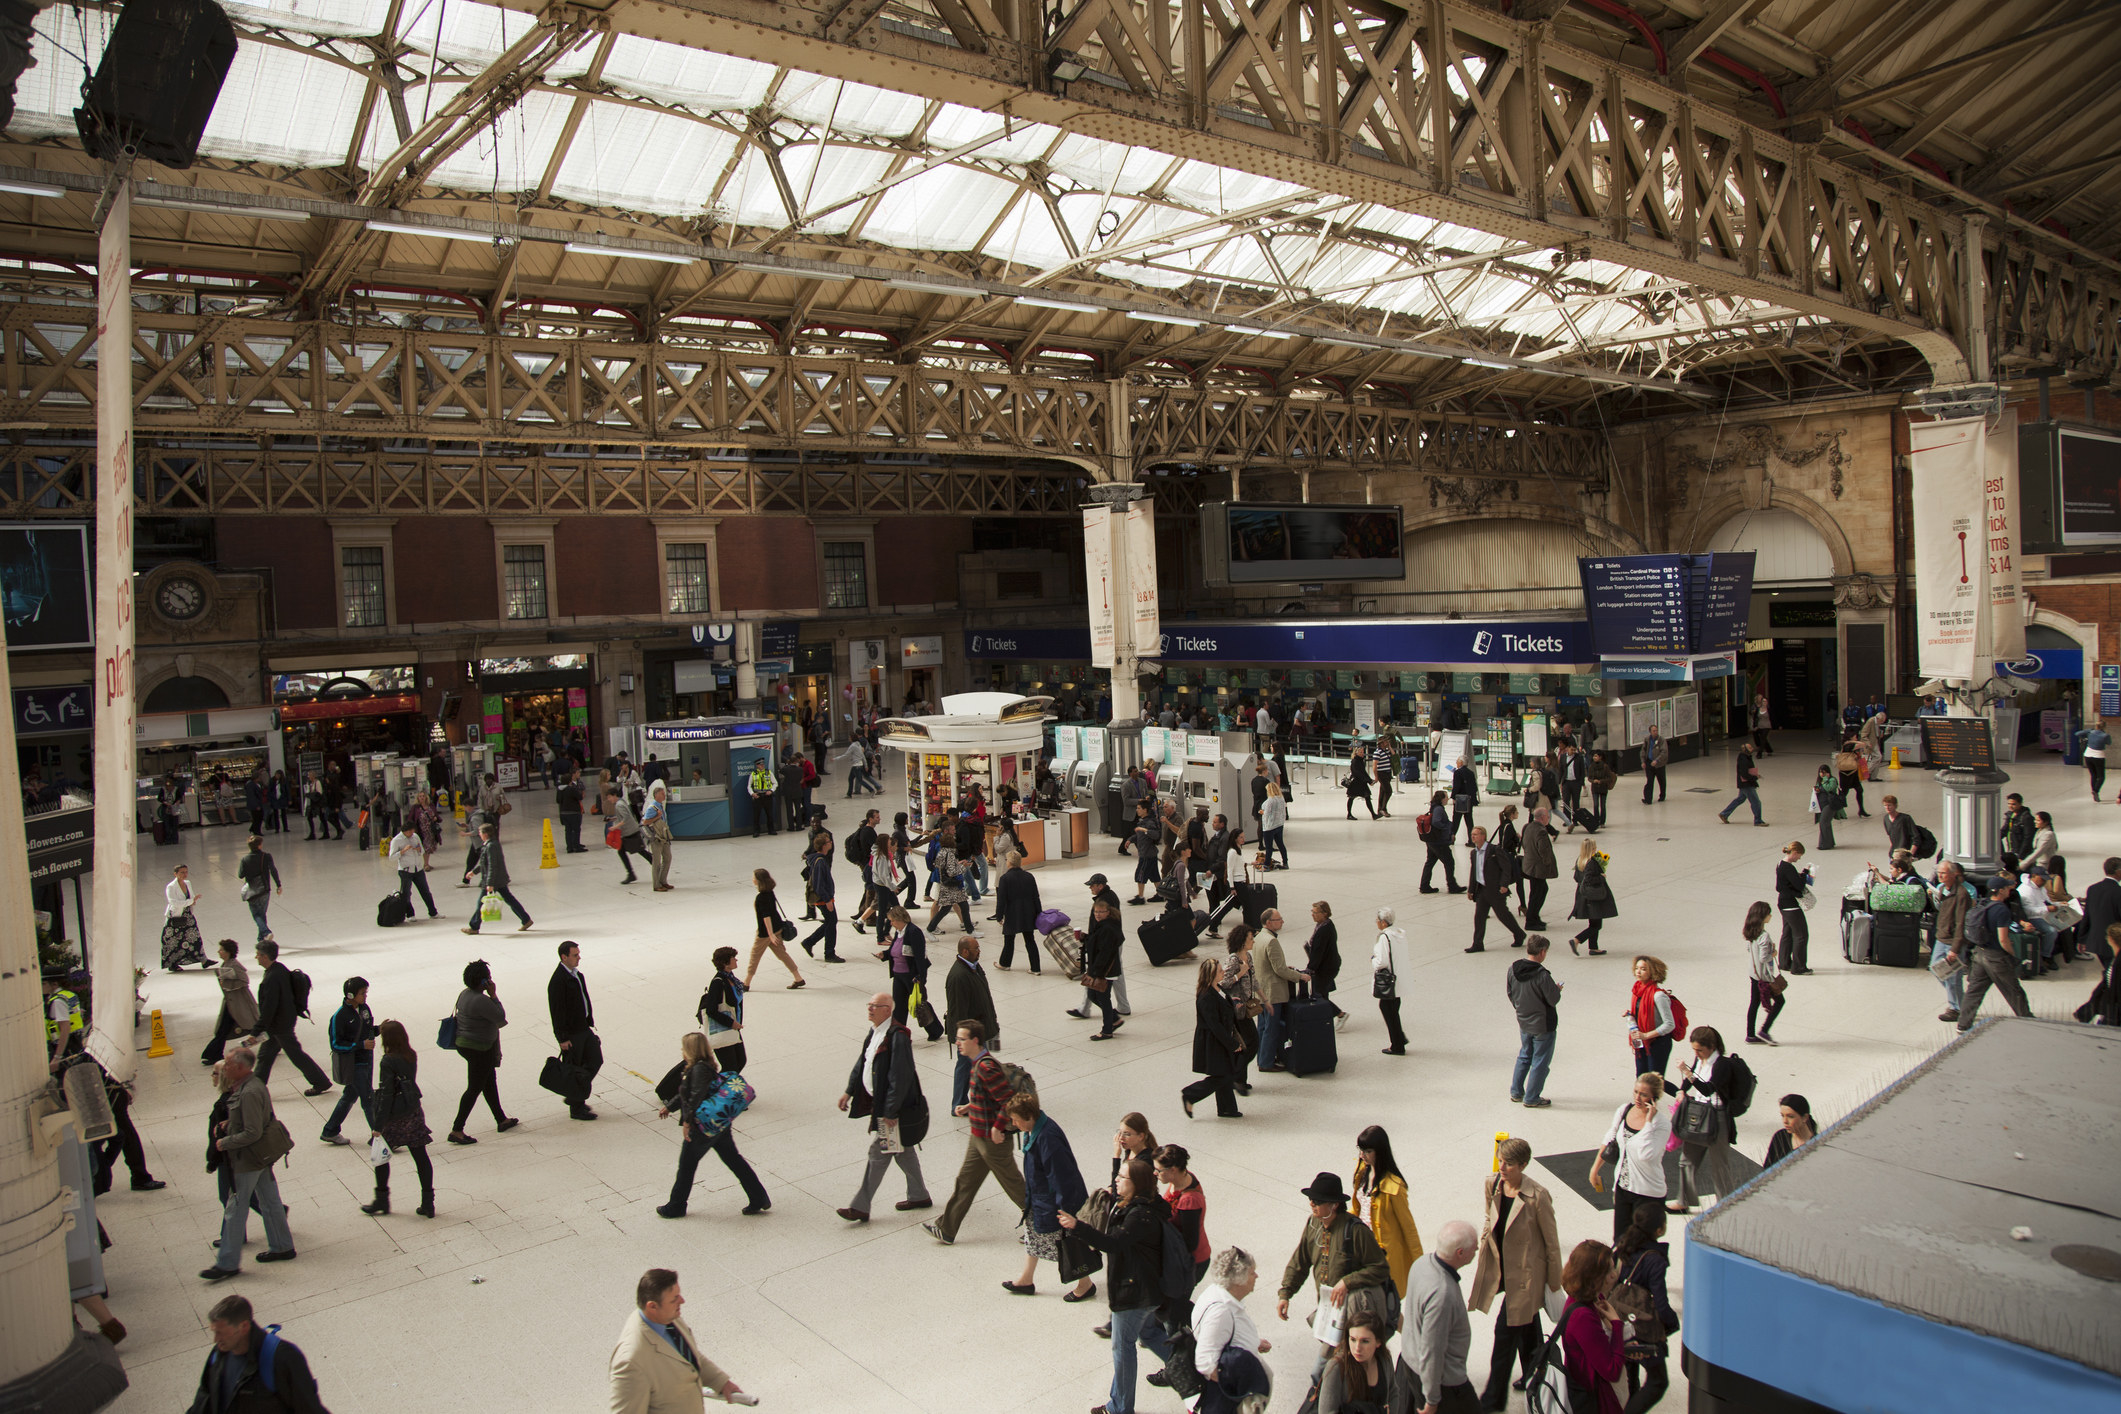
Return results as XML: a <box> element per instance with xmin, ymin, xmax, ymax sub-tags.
<box><xmin>655</xmin><ymin>1031</ymin><xmax>769</xmax><ymax>1219</ymax></box>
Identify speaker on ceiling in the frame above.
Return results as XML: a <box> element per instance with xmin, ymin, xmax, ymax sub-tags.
<box><xmin>75</xmin><ymin>0</ymin><xmax>237</xmax><ymax>169</ymax></box>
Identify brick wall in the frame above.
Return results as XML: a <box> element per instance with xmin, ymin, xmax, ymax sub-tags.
<box><xmin>396</xmin><ymin>519</ymin><xmax>497</xmax><ymax>624</ymax></box>
<box><xmin>556</xmin><ymin>519</ymin><xmax>658</xmax><ymax>617</ymax></box>
<box><xmin>216</xmin><ymin>518</ymin><xmax>335</xmax><ymax>630</ymax></box>
<box><xmin>719</xmin><ymin>519</ymin><xmax>819</xmax><ymax>610</ymax></box>
<box><xmin>2030</xmin><ymin>584</ymin><xmax>2121</xmax><ymax>662</ymax></box>
<box><xmin>875</xmin><ymin>517</ymin><xmax>974</xmax><ymax>605</ymax></box>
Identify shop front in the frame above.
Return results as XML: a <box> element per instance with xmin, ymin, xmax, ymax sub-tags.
<box><xmin>473</xmin><ymin>654</ymin><xmax>594</xmax><ymax>779</ymax></box>
<box><xmin>900</xmin><ymin>634</ymin><xmax>944</xmax><ymax>712</ymax></box>
<box><xmin>783</xmin><ymin>640</ymin><xmax>836</xmax><ymax>732</ymax></box>
<box><xmin>272</xmin><ymin>665</ymin><xmax>427</xmax><ymax>766</ymax></box>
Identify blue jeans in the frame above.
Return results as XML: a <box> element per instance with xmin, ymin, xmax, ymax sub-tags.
<box><xmin>1261</xmin><ymin>826</ymin><xmax>1287</xmax><ymax>867</ymax></box>
<box><xmin>1257</xmin><ymin>1001</ymin><xmax>1289</xmax><ymax>1069</ymax></box>
<box><xmin>1109</xmin><ymin>1306</ymin><xmax>1175</xmax><ymax>1414</ymax></box>
<box><xmin>1720</xmin><ymin>786</ymin><xmax>1762</xmax><ymax>823</ymax></box>
<box><xmin>1932</xmin><ymin>938</ymin><xmax>1964</xmax><ymax>1010</ymax></box>
<box><xmin>1511</xmin><ymin>1030</ymin><xmax>1556</xmax><ymax>1103</ymax></box>
<box><xmin>216</xmin><ymin>1164</ymin><xmax>293</xmax><ymax>1270</ymax></box>
<box><xmin>246</xmin><ymin>894</ymin><xmax>271</xmax><ymax>942</ymax></box>
<box><xmin>969</xmin><ymin>853</ymin><xmax>990</xmax><ymax>900</ymax></box>
<box><xmin>952</xmin><ymin>1051</ymin><xmax>971</xmax><ymax>1112</ymax></box>
<box><xmin>323</xmin><ymin>1058</ymin><xmax>375</xmax><ymax>1137</ymax></box>
<box><xmin>2027</xmin><ymin>916</ymin><xmax>2060</xmax><ymax>960</ymax></box>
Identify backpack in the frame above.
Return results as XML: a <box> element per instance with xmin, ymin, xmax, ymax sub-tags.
<box><xmin>1661</xmin><ymin>988</ymin><xmax>1689</xmax><ymax>1044</ymax></box>
<box><xmin>1157</xmin><ymin>1218</ymin><xmax>1196</xmax><ymax>1303</ymax></box>
<box><xmin>1912</xmin><ymin>823</ymin><xmax>1938</xmax><ymax>860</ymax></box>
<box><xmin>1723</xmin><ymin>1052</ymin><xmax>1759</xmax><ymax>1118</ymax></box>
<box><xmin>996</xmin><ymin>1060</ymin><xmax>1036</xmax><ymax>1104</ymax></box>
<box><xmin>845</xmin><ymin>832</ymin><xmax>866</xmax><ymax>866</ymax></box>
<box><xmin>226</xmin><ymin>1323</ymin><xmax>284</xmax><ymax>1395</ymax></box>
<box><xmin>1415</xmin><ymin>812</ymin><xmax>1433</xmax><ymax>838</ymax></box>
<box><xmin>288</xmin><ymin>968</ymin><xmax>313</xmax><ymax>1019</ymax></box>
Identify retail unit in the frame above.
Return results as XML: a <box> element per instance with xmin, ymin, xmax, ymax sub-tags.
<box><xmin>878</xmin><ymin>692</ymin><xmax>1053</xmax><ymax>840</ymax></box>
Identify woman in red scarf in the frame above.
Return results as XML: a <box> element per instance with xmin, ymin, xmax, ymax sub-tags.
<box><xmin>1624</xmin><ymin>955</ymin><xmax>1681</xmax><ymax>1081</ymax></box>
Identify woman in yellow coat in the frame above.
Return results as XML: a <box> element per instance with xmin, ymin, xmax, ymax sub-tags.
<box><xmin>1349</xmin><ymin>1124</ymin><xmax>1423</xmax><ymax>1296</ymax></box>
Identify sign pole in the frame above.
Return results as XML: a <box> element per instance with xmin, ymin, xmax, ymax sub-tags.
<box><xmin>87</xmin><ymin>175</ymin><xmax>136</xmax><ymax>1085</ymax></box>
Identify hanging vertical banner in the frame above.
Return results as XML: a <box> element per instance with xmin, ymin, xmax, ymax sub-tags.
<box><xmin>88</xmin><ymin>185</ymin><xmax>135</xmax><ymax>1084</ymax></box>
<box><xmin>1083</xmin><ymin>504</ymin><xmax>1117</xmax><ymax>668</ymax></box>
<box><xmin>1124</xmin><ymin>500</ymin><xmax>1159</xmax><ymax>658</ymax></box>
<box><xmin>1909</xmin><ymin>416</ymin><xmax>1986</xmax><ymax>681</ymax></box>
<box><xmin>1980</xmin><ymin>409</ymin><xmax>2025</xmax><ymax>665</ymax></box>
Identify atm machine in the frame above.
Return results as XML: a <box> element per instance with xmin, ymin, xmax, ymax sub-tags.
<box><xmin>1071</xmin><ymin>724</ymin><xmax>1112</xmax><ymax>819</ymax></box>
<box><xmin>1096</xmin><ymin>719</ymin><xmax>1144</xmax><ymax>836</ymax></box>
<box><xmin>391</xmin><ymin>757</ymin><xmax>425</xmax><ymax>816</ymax></box>
<box><xmin>1181</xmin><ymin>731</ymin><xmax>1225</xmax><ymax>817</ymax></box>
<box><xmin>1051</xmin><ymin>725</ymin><xmax>1080</xmax><ymax>792</ymax></box>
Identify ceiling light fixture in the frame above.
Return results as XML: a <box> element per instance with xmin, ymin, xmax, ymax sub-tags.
<box><xmin>366</xmin><ymin>219</ymin><xmax>494</xmax><ymax>243</ymax></box>
<box><xmin>1225</xmin><ymin>325</ymin><xmax>1294</xmax><ymax>340</ymax></box>
<box><xmin>1128</xmin><ymin>311</ymin><xmax>1203</xmax><ymax>328</ymax></box>
<box><xmin>0</xmin><ymin>179</ymin><xmax>67</xmax><ymax>199</ymax></box>
<box><xmin>887</xmin><ymin>278</ymin><xmax>977</xmax><ymax>297</ymax></box>
<box><xmin>564</xmin><ymin>240</ymin><xmax>696</xmax><ymax>265</ymax></box>
<box><xmin>1018</xmin><ymin>295</ymin><xmax>1101</xmax><ymax>313</ymax></box>
<box><xmin>1460</xmin><ymin>357</ymin><xmax>1515</xmax><ymax>370</ymax></box>
<box><xmin>1317</xmin><ymin>336</ymin><xmax>1371</xmax><ymax>348</ymax></box>
<box><xmin>1047</xmin><ymin>49</ymin><xmax>1088</xmax><ymax>81</ymax></box>
<box><xmin>138</xmin><ymin>196</ymin><xmax>308</xmax><ymax>222</ymax></box>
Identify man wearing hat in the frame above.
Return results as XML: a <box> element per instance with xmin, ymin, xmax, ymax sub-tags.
<box><xmin>1276</xmin><ymin>1171</ymin><xmax>1391</xmax><ymax>1378</ymax></box>
<box><xmin>1082</xmin><ymin>875</ymin><xmax>1130</xmax><ymax>1015</ymax></box>
<box><xmin>2017</xmin><ymin>865</ymin><xmax>2065</xmax><ymax>973</ymax></box>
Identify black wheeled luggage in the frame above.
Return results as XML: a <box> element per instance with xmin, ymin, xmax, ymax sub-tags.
<box><xmin>1281</xmin><ymin>990</ymin><xmax>1338</xmax><ymax>1075</ymax></box>
<box><xmin>1233</xmin><ymin>870</ymin><xmax>1278</xmax><ymax>931</ymax></box>
<box><xmin>377</xmin><ymin>893</ymin><xmax>412</xmax><ymax>928</ymax></box>
<box><xmin>1138</xmin><ymin>912</ymin><xmax>1197</xmax><ymax>966</ymax></box>
<box><xmin>1870</xmin><ymin>911</ymin><xmax>1925</xmax><ymax>968</ymax></box>
<box><xmin>1573</xmin><ymin>806</ymin><xmax>1599</xmax><ymax>833</ymax></box>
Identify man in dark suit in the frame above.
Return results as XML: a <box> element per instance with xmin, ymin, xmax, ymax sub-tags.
<box><xmin>252</xmin><ymin>941</ymin><xmax>332</xmax><ymax>1094</ymax></box>
<box><xmin>547</xmin><ymin>940</ymin><xmax>600</xmax><ymax>1120</ymax></box>
<box><xmin>1464</xmin><ymin>826</ymin><xmax>1526</xmax><ymax>954</ymax></box>
<box><xmin>836</xmin><ymin>993</ymin><xmax>929</xmax><ymax>1222</ymax></box>
<box><xmin>2081</xmin><ymin>857</ymin><xmax>2121</xmax><ymax>968</ymax></box>
<box><xmin>943</xmin><ymin>934</ymin><xmax>1000</xmax><ymax>1111</ymax></box>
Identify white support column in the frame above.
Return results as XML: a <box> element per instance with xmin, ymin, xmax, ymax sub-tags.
<box><xmin>1962</xmin><ymin>214</ymin><xmax>1990</xmax><ymax>385</ymax></box>
<box><xmin>735</xmin><ymin>620</ymin><xmax>759</xmax><ymax>711</ymax></box>
<box><xmin>88</xmin><ymin>182</ymin><xmax>136</xmax><ymax>1086</ymax></box>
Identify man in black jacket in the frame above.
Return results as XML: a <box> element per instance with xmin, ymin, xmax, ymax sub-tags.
<box><xmin>837</xmin><ymin>993</ymin><xmax>930</xmax><ymax>1221</ymax></box>
<box><xmin>252</xmin><ymin>941</ymin><xmax>331</xmax><ymax>1094</ymax></box>
<box><xmin>319</xmin><ymin>977</ymin><xmax>376</xmax><ymax>1146</ymax></box>
<box><xmin>547</xmin><ymin>941</ymin><xmax>600</xmax><ymax>1120</ymax></box>
<box><xmin>846</xmin><ymin>809</ymin><xmax>880</xmax><ymax>927</ymax></box>
<box><xmin>1070</xmin><ymin>899</ymin><xmax>1125</xmax><ymax>1040</ymax></box>
<box><xmin>555</xmin><ymin>769</ymin><xmax>585</xmax><ymax>853</ymax></box>
<box><xmin>1449</xmin><ymin>758</ymin><xmax>1479</xmax><ymax>843</ymax></box>
<box><xmin>994</xmin><ymin>851</ymin><xmax>1043</xmax><ymax>970</ymax></box>
<box><xmin>1465</xmin><ymin>827</ymin><xmax>1526</xmax><ymax>954</ymax></box>
<box><xmin>186</xmin><ymin>1294</ymin><xmax>328</xmax><ymax>1414</ymax></box>
<box><xmin>943</xmin><ymin>934</ymin><xmax>1000</xmax><ymax>1111</ymax></box>
<box><xmin>2081</xmin><ymin>857</ymin><xmax>2121</xmax><ymax>968</ymax></box>
<box><xmin>1305</xmin><ymin>900</ymin><xmax>1346</xmax><ymax>1025</ymax></box>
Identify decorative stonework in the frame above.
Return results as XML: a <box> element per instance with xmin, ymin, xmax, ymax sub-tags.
<box><xmin>1833</xmin><ymin>573</ymin><xmax>1895</xmax><ymax>608</ymax></box>
<box><xmin>1671</xmin><ymin>424</ymin><xmax>1852</xmax><ymax>500</ymax></box>
<box><xmin>1426</xmin><ymin>476</ymin><xmax>1519</xmax><ymax>513</ymax></box>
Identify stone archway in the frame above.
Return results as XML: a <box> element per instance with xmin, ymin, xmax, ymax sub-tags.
<box><xmin>1686</xmin><ymin>493</ymin><xmax>1853</xmax><ymax>580</ymax></box>
<box><xmin>137</xmin><ymin>661</ymin><xmax>244</xmax><ymax>714</ymax></box>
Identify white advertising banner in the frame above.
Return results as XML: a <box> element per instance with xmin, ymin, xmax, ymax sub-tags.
<box><xmin>1911</xmin><ymin>414</ymin><xmax>2020</xmax><ymax>680</ymax></box>
<box><xmin>1352</xmin><ymin>698</ymin><xmax>1377</xmax><ymax>735</ymax></box>
<box><xmin>1125</xmin><ymin>500</ymin><xmax>1160</xmax><ymax>658</ymax></box>
<box><xmin>1981</xmin><ymin>410</ymin><xmax>2025</xmax><ymax>665</ymax></box>
<box><xmin>1084</xmin><ymin>505</ymin><xmax>1117</xmax><ymax>668</ymax></box>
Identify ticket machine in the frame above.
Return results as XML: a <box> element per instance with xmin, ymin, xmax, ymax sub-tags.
<box><xmin>1071</xmin><ymin>724</ymin><xmax>1111</xmax><ymax>816</ymax></box>
<box><xmin>1050</xmin><ymin>724</ymin><xmax>1080</xmax><ymax>793</ymax></box>
<box><xmin>1180</xmin><ymin>732</ymin><xmax>1225</xmax><ymax>816</ymax></box>
<box><xmin>451</xmin><ymin>742</ymin><xmax>495</xmax><ymax>804</ymax></box>
<box><xmin>1096</xmin><ymin>720</ymin><xmax>1144</xmax><ymax>835</ymax></box>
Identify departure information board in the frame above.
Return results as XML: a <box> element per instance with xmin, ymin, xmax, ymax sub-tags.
<box><xmin>1579</xmin><ymin>553</ymin><xmax>1756</xmax><ymax>657</ymax></box>
<box><xmin>1921</xmin><ymin>717</ymin><xmax>1997</xmax><ymax>772</ymax></box>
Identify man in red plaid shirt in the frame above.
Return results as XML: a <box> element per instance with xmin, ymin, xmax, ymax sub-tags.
<box><xmin>923</xmin><ymin>1019</ymin><xmax>1025</xmax><ymax>1245</ymax></box>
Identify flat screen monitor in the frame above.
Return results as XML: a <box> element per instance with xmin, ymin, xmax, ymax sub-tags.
<box><xmin>0</xmin><ymin>523</ymin><xmax>91</xmax><ymax>650</ymax></box>
<box><xmin>1921</xmin><ymin>716</ymin><xmax>1996</xmax><ymax>772</ymax></box>
<box><xmin>1200</xmin><ymin>502</ymin><xmax>1405</xmax><ymax>584</ymax></box>
<box><xmin>1885</xmin><ymin>693</ymin><xmax>1924</xmax><ymax>720</ymax></box>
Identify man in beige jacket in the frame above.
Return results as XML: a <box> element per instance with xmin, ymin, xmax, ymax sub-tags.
<box><xmin>1255</xmin><ymin>908</ymin><xmax>1308</xmax><ymax>1072</ymax></box>
<box><xmin>609</xmin><ymin>1269</ymin><xmax>745</xmax><ymax>1413</ymax></box>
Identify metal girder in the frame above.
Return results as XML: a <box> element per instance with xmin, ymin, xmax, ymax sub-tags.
<box><xmin>0</xmin><ymin>302</ymin><xmax>1606</xmax><ymax>505</ymax></box>
<box><xmin>489</xmin><ymin>0</ymin><xmax>2121</xmax><ymax>379</ymax></box>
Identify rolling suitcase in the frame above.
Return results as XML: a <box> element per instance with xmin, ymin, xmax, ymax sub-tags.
<box><xmin>1281</xmin><ymin>988</ymin><xmax>1338</xmax><ymax>1075</ymax></box>
<box><xmin>1233</xmin><ymin>869</ymin><xmax>1278</xmax><ymax>931</ymax></box>
<box><xmin>1042</xmin><ymin>926</ymin><xmax>1084</xmax><ymax>980</ymax></box>
<box><xmin>1206</xmin><ymin>889</ymin><xmax>1243</xmax><ymax>929</ymax></box>
<box><xmin>1842</xmin><ymin>910</ymin><xmax>1874</xmax><ymax>964</ymax></box>
<box><xmin>2008</xmin><ymin>926</ymin><xmax>2038</xmax><ymax>979</ymax></box>
<box><xmin>1572</xmin><ymin>806</ymin><xmax>1598</xmax><ymax>834</ymax></box>
<box><xmin>377</xmin><ymin>893</ymin><xmax>412</xmax><ymax>928</ymax></box>
<box><xmin>1870</xmin><ymin>911</ymin><xmax>1924</xmax><ymax>968</ymax></box>
<box><xmin>1138</xmin><ymin>912</ymin><xmax>1196</xmax><ymax>966</ymax></box>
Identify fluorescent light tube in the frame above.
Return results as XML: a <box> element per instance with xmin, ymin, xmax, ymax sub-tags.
<box><xmin>1317</xmin><ymin>336</ymin><xmax>1370</xmax><ymax>348</ymax></box>
<box><xmin>367</xmin><ymin>219</ymin><xmax>493</xmax><ymax>243</ymax></box>
<box><xmin>564</xmin><ymin>240</ymin><xmax>696</xmax><ymax>265</ymax></box>
<box><xmin>1128</xmin><ymin>311</ymin><xmax>1203</xmax><ymax>327</ymax></box>
<box><xmin>1226</xmin><ymin>325</ymin><xmax>1294</xmax><ymax>339</ymax></box>
<box><xmin>887</xmin><ymin>279</ymin><xmax>975</xmax><ymax>297</ymax></box>
<box><xmin>1018</xmin><ymin>295</ymin><xmax>1100</xmax><ymax>313</ymax></box>
<box><xmin>138</xmin><ymin>197</ymin><xmax>308</xmax><ymax>222</ymax></box>
<box><xmin>1461</xmin><ymin>357</ymin><xmax>1515</xmax><ymax>370</ymax></box>
<box><xmin>0</xmin><ymin>179</ymin><xmax>67</xmax><ymax>198</ymax></box>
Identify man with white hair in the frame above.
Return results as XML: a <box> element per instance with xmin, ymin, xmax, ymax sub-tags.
<box><xmin>1402</xmin><ymin>1219</ymin><xmax>1479</xmax><ymax>1414</ymax></box>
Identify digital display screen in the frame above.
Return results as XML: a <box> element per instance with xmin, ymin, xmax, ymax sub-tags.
<box><xmin>2060</xmin><ymin>426</ymin><xmax>2121</xmax><ymax>546</ymax></box>
<box><xmin>1215</xmin><ymin>503</ymin><xmax>1404</xmax><ymax>583</ymax></box>
<box><xmin>1921</xmin><ymin>716</ymin><xmax>1996</xmax><ymax>772</ymax></box>
<box><xmin>1885</xmin><ymin>694</ymin><xmax>1925</xmax><ymax>720</ymax></box>
<box><xmin>0</xmin><ymin>524</ymin><xmax>92</xmax><ymax>651</ymax></box>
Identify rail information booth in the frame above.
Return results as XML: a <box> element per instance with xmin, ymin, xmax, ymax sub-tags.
<box><xmin>617</xmin><ymin>716</ymin><xmax>778</xmax><ymax>838</ymax></box>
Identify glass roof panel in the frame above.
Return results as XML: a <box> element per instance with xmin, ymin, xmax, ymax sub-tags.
<box><xmin>924</xmin><ymin>105</ymin><xmax>1063</xmax><ymax>163</ymax></box>
<box><xmin>864</xmin><ymin>167</ymin><xmax>1019</xmax><ymax>251</ymax></box>
<box><xmin>775</xmin><ymin>76</ymin><xmax>927</xmax><ymax>137</ymax></box>
<box><xmin>201</xmin><ymin>41</ymin><xmax>373</xmax><ymax>169</ymax></box>
<box><xmin>595</xmin><ymin>35</ymin><xmax>777</xmax><ymax>110</ymax></box>
<box><xmin>550</xmin><ymin>105</ymin><xmax>740</xmax><ymax>216</ymax></box>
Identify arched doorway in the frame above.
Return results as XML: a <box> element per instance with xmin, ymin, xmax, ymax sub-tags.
<box><xmin>142</xmin><ymin>675</ymin><xmax>232</xmax><ymax>713</ymax></box>
<box><xmin>1701</xmin><ymin>509</ymin><xmax>1843</xmax><ymax>733</ymax></box>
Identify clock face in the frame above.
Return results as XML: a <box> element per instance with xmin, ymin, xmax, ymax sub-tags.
<box><xmin>156</xmin><ymin>575</ymin><xmax>207</xmax><ymax>621</ymax></box>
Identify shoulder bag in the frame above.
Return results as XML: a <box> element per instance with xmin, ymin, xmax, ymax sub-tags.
<box><xmin>1672</xmin><ymin>1095</ymin><xmax>1723</xmax><ymax>1143</ymax></box>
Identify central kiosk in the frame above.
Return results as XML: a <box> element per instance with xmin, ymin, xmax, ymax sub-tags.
<box><xmin>879</xmin><ymin>692</ymin><xmax>1055</xmax><ymax>834</ymax></box>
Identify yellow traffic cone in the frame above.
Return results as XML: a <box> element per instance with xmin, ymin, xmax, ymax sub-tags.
<box><xmin>379</xmin><ymin>826</ymin><xmax>390</xmax><ymax>857</ymax></box>
<box><xmin>539</xmin><ymin>817</ymin><xmax>559</xmax><ymax>869</ymax></box>
<box><xmin>454</xmin><ymin>797</ymin><xmax>467</xmax><ymax>824</ymax></box>
<box><xmin>146</xmin><ymin>1009</ymin><xmax>174</xmax><ymax>1058</ymax></box>
<box><xmin>1891</xmin><ymin>745</ymin><xmax>1902</xmax><ymax>769</ymax></box>
<box><xmin>1492</xmin><ymin>1130</ymin><xmax>1509</xmax><ymax>1172</ymax></box>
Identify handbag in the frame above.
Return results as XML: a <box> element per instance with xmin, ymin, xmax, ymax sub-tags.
<box><xmin>250</xmin><ymin>1118</ymin><xmax>295</xmax><ymax>1170</ymax></box>
<box><xmin>1599</xmin><ymin>1138</ymin><xmax>1622</xmax><ymax>1165</ymax></box>
<box><xmin>1057</xmin><ymin>1228</ymin><xmax>1103</xmax><ymax>1284</ymax></box>
<box><xmin>539</xmin><ymin>1054</ymin><xmax>594</xmax><ymax>1103</ymax></box>
<box><xmin>436</xmin><ymin>1015</ymin><xmax>458</xmax><ymax>1050</ymax></box>
<box><xmin>909</xmin><ymin>981</ymin><xmax>942</xmax><ymax>1036</ymax></box>
<box><xmin>605</xmin><ymin>822</ymin><xmax>623</xmax><ymax>849</ymax></box>
<box><xmin>480</xmin><ymin>890</ymin><xmax>503</xmax><ymax>923</ymax></box>
<box><xmin>1371</xmin><ymin>965</ymin><xmax>1395</xmax><ymax>999</ymax></box>
<box><xmin>1673</xmin><ymin>1096</ymin><xmax>1724</xmax><ymax>1143</ymax></box>
<box><xmin>1084</xmin><ymin>975</ymin><xmax>1111</xmax><ymax>991</ymax></box>
<box><xmin>1769</xmin><ymin>973</ymin><xmax>1789</xmax><ymax>996</ymax></box>
<box><xmin>777</xmin><ymin>918</ymin><xmax>798</xmax><ymax>942</ymax></box>
<box><xmin>1799</xmin><ymin>887</ymin><xmax>1817</xmax><ymax>911</ymax></box>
